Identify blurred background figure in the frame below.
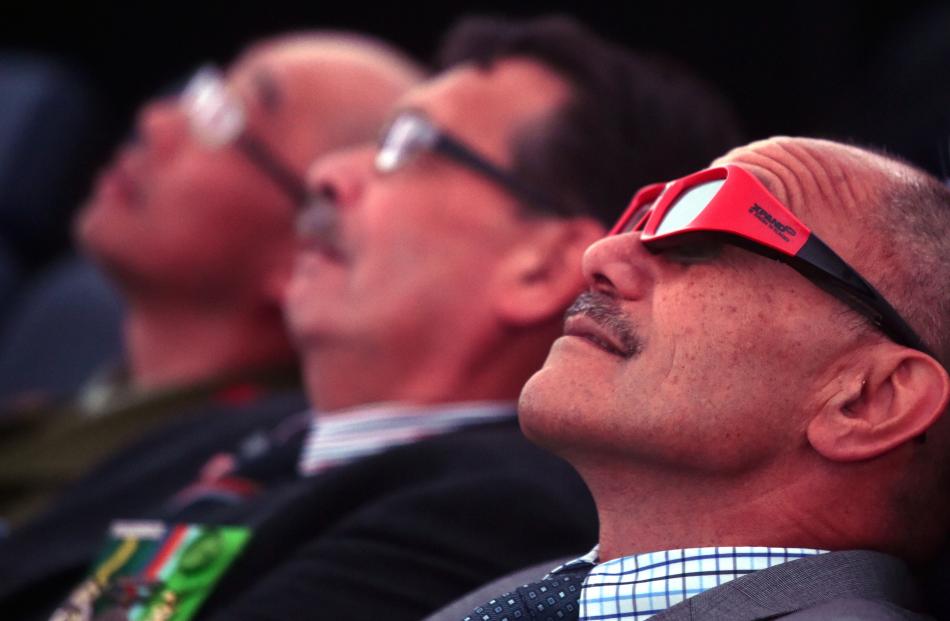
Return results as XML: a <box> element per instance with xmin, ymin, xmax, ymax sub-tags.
<box><xmin>0</xmin><ymin>53</ymin><xmax>111</xmax><ymax>394</ymax></box>
<box><xmin>0</xmin><ymin>53</ymin><xmax>106</xmax><ymax>277</ymax></box>
<box><xmin>0</xmin><ymin>14</ymin><xmax>743</xmax><ymax>621</ymax></box>
<box><xmin>0</xmin><ymin>31</ymin><xmax>424</xmax><ymax>527</ymax></box>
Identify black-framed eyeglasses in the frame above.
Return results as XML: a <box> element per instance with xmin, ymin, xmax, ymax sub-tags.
<box><xmin>375</xmin><ymin>110</ymin><xmax>565</xmax><ymax>214</ymax></box>
<box><xmin>181</xmin><ymin>65</ymin><xmax>308</xmax><ymax>205</ymax></box>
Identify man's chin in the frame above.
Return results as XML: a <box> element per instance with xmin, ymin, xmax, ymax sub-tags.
<box><xmin>75</xmin><ymin>213</ymin><xmax>118</xmax><ymax>265</ymax></box>
<box><xmin>74</xmin><ymin>218</ymin><xmax>109</xmax><ymax>265</ymax></box>
<box><xmin>517</xmin><ymin>353</ymin><xmax>610</xmax><ymax>464</ymax></box>
<box><xmin>516</xmin><ymin>366</ymin><xmax>564</xmax><ymax>450</ymax></box>
<box><xmin>74</xmin><ymin>197</ymin><xmax>125</xmax><ymax>248</ymax></box>
<box><xmin>73</xmin><ymin>221</ymin><xmax>141</xmax><ymax>292</ymax></box>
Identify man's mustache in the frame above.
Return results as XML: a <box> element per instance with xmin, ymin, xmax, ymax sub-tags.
<box><xmin>296</xmin><ymin>194</ymin><xmax>345</xmax><ymax>259</ymax></box>
<box><xmin>564</xmin><ymin>291</ymin><xmax>642</xmax><ymax>358</ymax></box>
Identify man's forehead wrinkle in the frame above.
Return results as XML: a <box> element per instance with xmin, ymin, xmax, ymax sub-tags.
<box><xmin>766</xmin><ymin>142</ymin><xmax>888</xmax><ymax>263</ymax></box>
<box><xmin>774</xmin><ymin>140</ymin><xmax>851</xmax><ymax>218</ymax></box>
<box><xmin>723</xmin><ymin>138</ymin><xmax>876</xmax><ymax>232</ymax></box>
<box><xmin>719</xmin><ymin>147</ymin><xmax>801</xmax><ymax>210</ymax></box>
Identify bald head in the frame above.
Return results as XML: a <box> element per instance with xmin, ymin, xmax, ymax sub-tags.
<box><xmin>233</xmin><ymin>32</ymin><xmax>425</xmax><ymax>165</ymax></box>
<box><xmin>79</xmin><ymin>30</ymin><xmax>424</xmax><ymax>319</ymax></box>
<box><xmin>713</xmin><ymin>138</ymin><xmax>906</xmax><ymax>222</ymax></box>
<box><xmin>72</xmin><ymin>31</ymin><xmax>424</xmax><ymax>391</ymax></box>
<box><xmin>716</xmin><ymin>137</ymin><xmax>950</xmax><ymax>366</ymax></box>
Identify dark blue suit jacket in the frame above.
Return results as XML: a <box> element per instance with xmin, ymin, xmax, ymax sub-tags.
<box><xmin>0</xmin><ymin>402</ymin><xmax>597</xmax><ymax>621</ymax></box>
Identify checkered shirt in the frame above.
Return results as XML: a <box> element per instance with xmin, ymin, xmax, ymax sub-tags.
<box><xmin>298</xmin><ymin>401</ymin><xmax>515</xmax><ymax>476</ymax></box>
<box><xmin>555</xmin><ymin>545</ymin><xmax>826</xmax><ymax>621</ymax></box>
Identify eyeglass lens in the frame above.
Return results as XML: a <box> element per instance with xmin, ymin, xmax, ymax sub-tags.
<box><xmin>376</xmin><ymin>114</ymin><xmax>434</xmax><ymax>173</ymax></box>
<box><xmin>182</xmin><ymin>68</ymin><xmax>245</xmax><ymax>148</ymax></box>
<box><xmin>655</xmin><ymin>180</ymin><xmax>725</xmax><ymax>235</ymax></box>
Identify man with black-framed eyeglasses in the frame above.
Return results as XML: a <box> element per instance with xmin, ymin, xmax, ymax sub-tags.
<box><xmin>436</xmin><ymin>136</ymin><xmax>950</xmax><ymax>621</ymax></box>
<box><xmin>0</xmin><ymin>30</ymin><xmax>425</xmax><ymax>619</ymax></box>
<box><xmin>270</xmin><ymin>13</ymin><xmax>739</xmax><ymax>621</ymax></box>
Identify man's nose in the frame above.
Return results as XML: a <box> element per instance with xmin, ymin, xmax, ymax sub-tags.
<box><xmin>304</xmin><ymin>144</ymin><xmax>376</xmax><ymax>208</ymax></box>
<box><xmin>136</xmin><ymin>97</ymin><xmax>188</xmax><ymax>156</ymax></box>
<box><xmin>581</xmin><ymin>232</ymin><xmax>654</xmax><ymax>300</ymax></box>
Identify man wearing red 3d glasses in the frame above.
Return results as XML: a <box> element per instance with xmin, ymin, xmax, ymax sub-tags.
<box><xmin>434</xmin><ymin>137</ymin><xmax>950</xmax><ymax>621</ymax></box>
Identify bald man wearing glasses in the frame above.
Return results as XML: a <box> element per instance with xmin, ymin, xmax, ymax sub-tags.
<box><xmin>0</xmin><ymin>32</ymin><xmax>424</xmax><ymax>527</ymax></box>
<box><xmin>433</xmin><ymin>137</ymin><xmax>950</xmax><ymax>621</ymax></box>
<box><xmin>0</xmin><ymin>16</ymin><xmax>742</xmax><ymax>621</ymax></box>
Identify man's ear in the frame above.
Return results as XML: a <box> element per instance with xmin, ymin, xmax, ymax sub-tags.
<box><xmin>492</xmin><ymin>217</ymin><xmax>605</xmax><ymax>326</ymax></box>
<box><xmin>807</xmin><ymin>345</ymin><xmax>950</xmax><ymax>461</ymax></box>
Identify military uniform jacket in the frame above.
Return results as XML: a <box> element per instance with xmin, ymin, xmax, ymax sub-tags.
<box><xmin>0</xmin><ymin>411</ymin><xmax>598</xmax><ymax>621</ymax></box>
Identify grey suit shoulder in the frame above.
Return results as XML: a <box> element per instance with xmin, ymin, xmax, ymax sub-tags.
<box><xmin>425</xmin><ymin>550</ymin><xmax>932</xmax><ymax>621</ymax></box>
<box><xmin>779</xmin><ymin>598</ymin><xmax>931</xmax><ymax>620</ymax></box>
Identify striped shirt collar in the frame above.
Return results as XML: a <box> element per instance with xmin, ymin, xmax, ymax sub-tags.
<box><xmin>298</xmin><ymin>400</ymin><xmax>515</xmax><ymax>476</ymax></box>
<box><xmin>553</xmin><ymin>545</ymin><xmax>827</xmax><ymax>621</ymax></box>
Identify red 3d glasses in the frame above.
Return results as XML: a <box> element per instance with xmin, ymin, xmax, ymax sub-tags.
<box><xmin>611</xmin><ymin>164</ymin><xmax>931</xmax><ymax>356</ymax></box>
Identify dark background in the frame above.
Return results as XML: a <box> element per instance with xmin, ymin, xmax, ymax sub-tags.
<box><xmin>1</xmin><ymin>0</ymin><xmax>949</xmax><ymax>266</ymax></box>
<box><xmin>5</xmin><ymin>1</ymin><xmax>950</xmax><ymax>156</ymax></box>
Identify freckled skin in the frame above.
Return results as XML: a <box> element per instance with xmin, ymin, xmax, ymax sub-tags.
<box><xmin>518</xmin><ymin>137</ymin><xmax>946</xmax><ymax>559</ymax></box>
<box><xmin>522</xmin><ymin>243</ymin><xmax>844</xmax><ymax>475</ymax></box>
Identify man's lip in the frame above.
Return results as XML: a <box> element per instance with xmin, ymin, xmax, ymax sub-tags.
<box><xmin>296</xmin><ymin>234</ymin><xmax>349</xmax><ymax>264</ymax></box>
<box><xmin>563</xmin><ymin>314</ymin><xmax>628</xmax><ymax>357</ymax></box>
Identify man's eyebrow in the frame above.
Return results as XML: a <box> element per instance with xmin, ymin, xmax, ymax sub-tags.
<box><xmin>251</xmin><ymin>69</ymin><xmax>282</xmax><ymax>114</ymax></box>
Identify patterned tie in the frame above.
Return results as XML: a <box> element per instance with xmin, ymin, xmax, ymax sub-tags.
<box><xmin>462</xmin><ymin>561</ymin><xmax>593</xmax><ymax>621</ymax></box>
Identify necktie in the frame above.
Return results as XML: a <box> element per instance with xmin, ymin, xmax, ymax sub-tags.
<box><xmin>462</xmin><ymin>561</ymin><xmax>593</xmax><ymax>621</ymax></box>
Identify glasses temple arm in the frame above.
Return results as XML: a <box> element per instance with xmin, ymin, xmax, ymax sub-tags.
<box><xmin>433</xmin><ymin>135</ymin><xmax>567</xmax><ymax>215</ymax></box>
<box><xmin>236</xmin><ymin>135</ymin><xmax>309</xmax><ymax>206</ymax></box>
<box><xmin>796</xmin><ymin>234</ymin><xmax>932</xmax><ymax>356</ymax></box>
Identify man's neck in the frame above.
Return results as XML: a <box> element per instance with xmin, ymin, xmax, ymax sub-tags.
<box><xmin>302</xmin><ymin>329</ymin><xmax>548</xmax><ymax>412</ymax></box>
<box><xmin>582</xmin><ymin>460</ymin><xmax>855</xmax><ymax>562</ymax></box>
<box><xmin>124</xmin><ymin>301</ymin><xmax>293</xmax><ymax>391</ymax></box>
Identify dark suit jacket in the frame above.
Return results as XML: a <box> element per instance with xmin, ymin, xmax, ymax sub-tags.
<box><xmin>0</xmin><ymin>410</ymin><xmax>598</xmax><ymax>621</ymax></box>
<box><xmin>426</xmin><ymin>550</ymin><xmax>931</xmax><ymax>621</ymax></box>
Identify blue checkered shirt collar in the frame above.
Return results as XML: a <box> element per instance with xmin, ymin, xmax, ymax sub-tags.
<box><xmin>551</xmin><ymin>545</ymin><xmax>827</xmax><ymax>621</ymax></box>
<box><xmin>298</xmin><ymin>400</ymin><xmax>515</xmax><ymax>476</ymax></box>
